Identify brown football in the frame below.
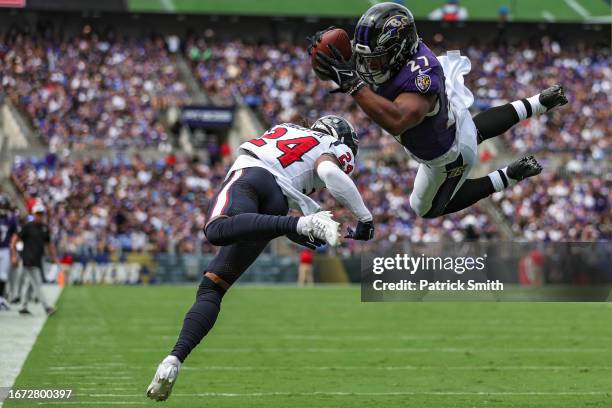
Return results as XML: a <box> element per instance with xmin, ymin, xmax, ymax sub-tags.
<box><xmin>310</xmin><ymin>28</ymin><xmax>352</xmax><ymax>79</ymax></box>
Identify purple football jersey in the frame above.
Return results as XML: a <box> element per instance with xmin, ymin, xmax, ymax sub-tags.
<box><xmin>375</xmin><ymin>42</ymin><xmax>456</xmax><ymax>161</ymax></box>
<box><xmin>0</xmin><ymin>216</ymin><xmax>17</xmax><ymax>248</ymax></box>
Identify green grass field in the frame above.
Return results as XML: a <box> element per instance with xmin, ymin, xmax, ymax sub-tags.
<box><xmin>7</xmin><ymin>285</ymin><xmax>612</xmax><ymax>407</ymax></box>
<box><xmin>128</xmin><ymin>0</ymin><xmax>611</xmax><ymax>22</ymax></box>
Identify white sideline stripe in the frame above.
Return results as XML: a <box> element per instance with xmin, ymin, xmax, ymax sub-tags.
<box><xmin>0</xmin><ymin>285</ymin><xmax>62</xmax><ymax>408</ymax></box>
<box><xmin>564</xmin><ymin>0</ymin><xmax>591</xmax><ymax>18</ymax></box>
<box><xmin>81</xmin><ymin>391</ymin><xmax>612</xmax><ymax>398</ymax></box>
<box><xmin>180</xmin><ymin>365</ymin><xmax>612</xmax><ymax>372</ymax></box>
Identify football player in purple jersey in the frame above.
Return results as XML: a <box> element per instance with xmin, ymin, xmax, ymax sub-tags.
<box><xmin>309</xmin><ymin>2</ymin><xmax>567</xmax><ymax>219</ymax></box>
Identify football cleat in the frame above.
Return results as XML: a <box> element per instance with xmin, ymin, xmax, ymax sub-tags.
<box><xmin>507</xmin><ymin>156</ymin><xmax>543</xmax><ymax>182</ymax></box>
<box><xmin>0</xmin><ymin>297</ymin><xmax>10</xmax><ymax>311</ymax></box>
<box><xmin>539</xmin><ymin>84</ymin><xmax>568</xmax><ymax>111</ymax></box>
<box><xmin>300</xmin><ymin>211</ymin><xmax>341</xmax><ymax>247</ymax></box>
<box><xmin>45</xmin><ymin>306</ymin><xmax>56</xmax><ymax>316</ymax></box>
<box><xmin>19</xmin><ymin>308</ymin><xmax>32</xmax><ymax>315</ymax></box>
<box><xmin>146</xmin><ymin>355</ymin><xmax>181</xmax><ymax>401</ymax></box>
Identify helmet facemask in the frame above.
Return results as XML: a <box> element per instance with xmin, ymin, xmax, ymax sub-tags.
<box><xmin>355</xmin><ymin>41</ymin><xmax>406</xmax><ymax>85</ymax></box>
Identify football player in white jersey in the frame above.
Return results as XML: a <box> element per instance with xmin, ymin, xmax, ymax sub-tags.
<box><xmin>147</xmin><ymin>115</ymin><xmax>374</xmax><ymax>401</ymax></box>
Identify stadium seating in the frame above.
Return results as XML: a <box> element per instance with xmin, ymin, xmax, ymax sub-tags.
<box><xmin>1</xmin><ymin>33</ymin><xmax>190</xmax><ymax>150</ymax></box>
<box><xmin>3</xmin><ymin>31</ymin><xmax>609</xmax><ymax>255</ymax></box>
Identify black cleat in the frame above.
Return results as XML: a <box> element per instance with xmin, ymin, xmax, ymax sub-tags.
<box><xmin>45</xmin><ymin>306</ymin><xmax>56</xmax><ymax>316</ymax></box>
<box><xmin>507</xmin><ymin>156</ymin><xmax>543</xmax><ymax>182</ymax></box>
<box><xmin>539</xmin><ymin>84</ymin><xmax>568</xmax><ymax>111</ymax></box>
<box><xmin>19</xmin><ymin>308</ymin><xmax>32</xmax><ymax>315</ymax></box>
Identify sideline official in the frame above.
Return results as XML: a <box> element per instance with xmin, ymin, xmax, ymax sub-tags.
<box><xmin>10</xmin><ymin>203</ymin><xmax>58</xmax><ymax>315</ymax></box>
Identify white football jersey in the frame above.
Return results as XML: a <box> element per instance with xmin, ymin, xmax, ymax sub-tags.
<box><xmin>238</xmin><ymin>123</ymin><xmax>356</xmax><ymax>195</ymax></box>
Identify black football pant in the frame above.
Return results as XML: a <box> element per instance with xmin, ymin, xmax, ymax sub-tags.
<box><xmin>423</xmin><ymin>103</ymin><xmax>522</xmax><ymax>218</ymax></box>
<box><xmin>171</xmin><ymin>166</ymin><xmax>296</xmax><ymax>362</ymax></box>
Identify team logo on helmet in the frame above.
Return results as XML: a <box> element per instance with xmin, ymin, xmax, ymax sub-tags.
<box><xmin>377</xmin><ymin>15</ymin><xmax>410</xmax><ymax>46</ymax></box>
<box><xmin>415</xmin><ymin>73</ymin><xmax>431</xmax><ymax>93</ymax></box>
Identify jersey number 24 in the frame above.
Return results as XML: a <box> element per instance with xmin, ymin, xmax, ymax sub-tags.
<box><xmin>249</xmin><ymin>127</ymin><xmax>320</xmax><ymax>168</ymax></box>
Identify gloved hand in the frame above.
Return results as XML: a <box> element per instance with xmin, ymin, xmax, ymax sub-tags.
<box><xmin>345</xmin><ymin>220</ymin><xmax>375</xmax><ymax>241</ymax></box>
<box><xmin>307</xmin><ymin>27</ymin><xmax>366</xmax><ymax>96</ymax></box>
<box><xmin>314</xmin><ymin>45</ymin><xmax>366</xmax><ymax>95</ymax></box>
<box><xmin>287</xmin><ymin>232</ymin><xmax>327</xmax><ymax>250</ymax></box>
<box><xmin>306</xmin><ymin>26</ymin><xmax>336</xmax><ymax>56</ymax></box>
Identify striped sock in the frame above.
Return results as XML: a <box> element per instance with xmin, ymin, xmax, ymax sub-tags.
<box><xmin>488</xmin><ymin>167</ymin><xmax>516</xmax><ymax>192</ymax></box>
<box><xmin>510</xmin><ymin>94</ymin><xmax>546</xmax><ymax>120</ymax></box>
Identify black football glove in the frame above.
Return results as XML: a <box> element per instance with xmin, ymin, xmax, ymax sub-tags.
<box><xmin>287</xmin><ymin>232</ymin><xmax>327</xmax><ymax>250</ymax></box>
<box><xmin>307</xmin><ymin>28</ymin><xmax>366</xmax><ymax>96</ymax></box>
<box><xmin>345</xmin><ymin>220</ymin><xmax>375</xmax><ymax>241</ymax></box>
<box><xmin>306</xmin><ymin>26</ymin><xmax>336</xmax><ymax>56</ymax></box>
<box><xmin>315</xmin><ymin>45</ymin><xmax>366</xmax><ymax>95</ymax></box>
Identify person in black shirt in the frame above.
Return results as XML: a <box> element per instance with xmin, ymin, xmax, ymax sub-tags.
<box><xmin>10</xmin><ymin>203</ymin><xmax>58</xmax><ymax>315</ymax></box>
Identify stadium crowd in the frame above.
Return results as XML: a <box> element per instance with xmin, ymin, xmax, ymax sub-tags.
<box><xmin>186</xmin><ymin>36</ymin><xmax>611</xmax><ymax>154</ymax></box>
<box><xmin>10</xmin><ymin>151</ymin><xmax>496</xmax><ymax>256</ymax></box>
<box><xmin>0</xmin><ymin>30</ymin><xmax>190</xmax><ymax>150</ymax></box>
<box><xmin>2</xmin><ymin>29</ymin><xmax>609</xmax><ymax>256</ymax></box>
<box><xmin>187</xmin><ymin>36</ymin><xmax>610</xmax><ymax>242</ymax></box>
<box><xmin>11</xmin><ymin>154</ymin><xmax>223</xmax><ymax>256</ymax></box>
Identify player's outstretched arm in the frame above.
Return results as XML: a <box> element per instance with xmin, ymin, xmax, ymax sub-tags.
<box><xmin>311</xmin><ymin>39</ymin><xmax>433</xmax><ymax>136</ymax></box>
<box><xmin>315</xmin><ymin>155</ymin><xmax>374</xmax><ymax>241</ymax></box>
<box><xmin>352</xmin><ymin>88</ymin><xmax>434</xmax><ymax>136</ymax></box>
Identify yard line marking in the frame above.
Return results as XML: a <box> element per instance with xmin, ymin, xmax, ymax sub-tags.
<box><xmin>278</xmin><ymin>333</ymin><xmax>612</xmax><ymax>341</ymax></box>
<box><xmin>159</xmin><ymin>333</ymin><xmax>612</xmax><ymax>341</ymax></box>
<box><xmin>564</xmin><ymin>0</ymin><xmax>591</xmax><ymax>18</ymax></box>
<box><xmin>124</xmin><ymin>347</ymin><xmax>612</xmax><ymax>353</ymax></box>
<box><xmin>65</xmin><ymin>382</ymin><xmax>129</xmax><ymax>385</ymax></box>
<box><xmin>37</xmin><ymin>402</ymin><xmax>145</xmax><ymax>405</ymax></box>
<box><xmin>180</xmin><ymin>365</ymin><xmax>612</xmax><ymax>371</ymax></box>
<box><xmin>78</xmin><ymin>391</ymin><xmax>612</xmax><ymax>398</ymax></box>
<box><xmin>79</xmin><ymin>388</ymin><xmax>136</xmax><ymax>391</ymax></box>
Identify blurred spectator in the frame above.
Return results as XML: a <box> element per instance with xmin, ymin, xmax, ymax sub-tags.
<box><xmin>297</xmin><ymin>249</ymin><xmax>314</xmax><ymax>285</ymax></box>
<box><xmin>0</xmin><ymin>30</ymin><xmax>191</xmax><ymax>150</ymax></box>
<box><xmin>429</xmin><ymin>0</ymin><xmax>469</xmax><ymax>21</ymax></box>
<box><xmin>498</xmin><ymin>6</ymin><xmax>512</xmax><ymax>22</ymax></box>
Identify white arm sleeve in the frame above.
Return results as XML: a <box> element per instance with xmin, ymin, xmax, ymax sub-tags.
<box><xmin>316</xmin><ymin>160</ymin><xmax>372</xmax><ymax>222</ymax></box>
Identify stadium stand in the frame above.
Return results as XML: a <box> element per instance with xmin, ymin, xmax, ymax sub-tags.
<box><xmin>1</xmin><ymin>30</ymin><xmax>190</xmax><ymax>150</ymax></box>
<box><xmin>1</xmin><ymin>23</ymin><xmax>609</xmax><ymax>257</ymax></box>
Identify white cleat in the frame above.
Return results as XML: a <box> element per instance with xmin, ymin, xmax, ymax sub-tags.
<box><xmin>302</xmin><ymin>211</ymin><xmax>341</xmax><ymax>247</ymax></box>
<box><xmin>146</xmin><ymin>355</ymin><xmax>181</xmax><ymax>401</ymax></box>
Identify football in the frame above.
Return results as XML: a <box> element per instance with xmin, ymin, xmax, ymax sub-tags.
<box><xmin>310</xmin><ymin>28</ymin><xmax>352</xmax><ymax>78</ymax></box>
